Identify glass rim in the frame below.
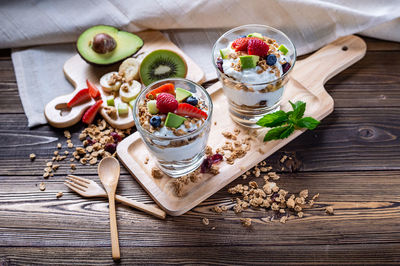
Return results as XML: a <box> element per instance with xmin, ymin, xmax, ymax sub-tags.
<box><xmin>211</xmin><ymin>24</ymin><xmax>297</xmax><ymax>86</ymax></box>
<box><xmin>133</xmin><ymin>78</ymin><xmax>213</xmax><ymax>141</ymax></box>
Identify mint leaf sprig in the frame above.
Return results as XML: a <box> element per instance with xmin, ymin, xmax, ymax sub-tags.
<box><xmin>256</xmin><ymin>101</ymin><xmax>320</xmax><ymax>142</ymax></box>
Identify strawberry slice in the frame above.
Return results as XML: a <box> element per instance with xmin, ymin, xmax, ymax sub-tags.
<box><xmin>175</xmin><ymin>103</ymin><xmax>208</xmax><ymax>119</ymax></box>
<box><xmin>146</xmin><ymin>83</ymin><xmax>175</xmax><ymax>99</ymax></box>
<box><xmin>82</xmin><ymin>100</ymin><xmax>103</xmax><ymax>124</ymax></box>
<box><xmin>247</xmin><ymin>38</ymin><xmax>269</xmax><ymax>57</ymax></box>
<box><xmin>231</xmin><ymin>37</ymin><xmax>259</xmax><ymax>52</ymax></box>
<box><xmin>86</xmin><ymin>79</ymin><xmax>101</xmax><ymax>99</ymax></box>
<box><xmin>67</xmin><ymin>88</ymin><xmax>91</xmax><ymax>108</ymax></box>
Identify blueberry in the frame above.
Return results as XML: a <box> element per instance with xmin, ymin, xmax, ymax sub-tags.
<box><xmin>186</xmin><ymin>96</ymin><xmax>198</xmax><ymax>106</ymax></box>
<box><xmin>266</xmin><ymin>54</ymin><xmax>277</xmax><ymax>66</ymax></box>
<box><xmin>216</xmin><ymin>58</ymin><xmax>224</xmax><ymax>73</ymax></box>
<box><xmin>150</xmin><ymin>116</ymin><xmax>161</xmax><ymax>127</ymax></box>
<box><xmin>282</xmin><ymin>62</ymin><xmax>291</xmax><ymax>74</ymax></box>
<box><xmin>239</xmin><ymin>35</ymin><xmax>247</xmax><ymax>38</ymax></box>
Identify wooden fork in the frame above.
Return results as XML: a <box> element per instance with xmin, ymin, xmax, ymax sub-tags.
<box><xmin>65</xmin><ymin>175</ymin><xmax>166</xmax><ymax>219</ymax></box>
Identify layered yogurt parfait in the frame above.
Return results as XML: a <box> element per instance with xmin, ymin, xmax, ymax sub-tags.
<box><xmin>212</xmin><ymin>25</ymin><xmax>296</xmax><ymax>128</ymax></box>
<box><xmin>133</xmin><ymin>78</ymin><xmax>212</xmax><ymax>177</ymax></box>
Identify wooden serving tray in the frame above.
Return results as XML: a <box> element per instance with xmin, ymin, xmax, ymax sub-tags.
<box><xmin>117</xmin><ymin>35</ymin><xmax>367</xmax><ymax>216</ymax></box>
<box><xmin>45</xmin><ymin>30</ymin><xmax>205</xmax><ymax>129</ymax></box>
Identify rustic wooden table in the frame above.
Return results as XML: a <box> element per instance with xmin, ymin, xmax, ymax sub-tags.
<box><xmin>0</xmin><ymin>36</ymin><xmax>400</xmax><ymax>265</ymax></box>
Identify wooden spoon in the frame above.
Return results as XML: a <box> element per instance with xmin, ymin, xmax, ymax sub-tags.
<box><xmin>98</xmin><ymin>157</ymin><xmax>121</xmax><ymax>260</ymax></box>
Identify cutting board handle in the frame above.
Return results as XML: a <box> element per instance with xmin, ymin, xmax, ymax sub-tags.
<box><xmin>44</xmin><ymin>88</ymin><xmax>95</xmax><ymax>128</ymax></box>
<box><xmin>291</xmin><ymin>35</ymin><xmax>367</xmax><ymax>98</ymax></box>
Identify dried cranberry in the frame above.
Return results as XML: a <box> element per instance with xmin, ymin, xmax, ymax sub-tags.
<box><xmin>201</xmin><ymin>153</ymin><xmax>223</xmax><ymax>173</ymax></box>
<box><xmin>200</xmin><ymin>157</ymin><xmax>213</xmax><ymax>173</ymax></box>
<box><xmin>216</xmin><ymin>58</ymin><xmax>224</xmax><ymax>73</ymax></box>
<box><xmin>271</xmin><ymin>192</ymin><xmax>279</xmax><ymax>202</ymax></box>
<box><xmin>86</xmin><ymin>136</ymin><xmax>96</xmax><ymax>145</ymax></box>
<box><xmin>105</xmin><ymin>143</ymin><xmax>117</xmax><ymax>154</ymax></box>
<box><xmin>211</xmin><ymin>153</ymin><xmax>223</xmax><ymax>164</ymax></box>
<box><xmin>282</xmin><ymin>62</ymin><xmax>291</xmax><ymax>74</ymax></box>
<box><xmin>111</xmin><ymin>132</ymin><xmax>122</xmax><ymax>143</ymax></box>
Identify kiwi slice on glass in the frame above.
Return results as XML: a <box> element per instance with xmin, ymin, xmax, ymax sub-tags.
<box><xmin>139</xmin><ymin>49</ymin><xmax>187</xmax><ymax>86</ymax></box>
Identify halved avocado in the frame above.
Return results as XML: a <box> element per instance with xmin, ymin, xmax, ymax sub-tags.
<box><xmin>77</xmin><ymin>25</ymin><xmax>143</xmax><ymax>66</ymax></box>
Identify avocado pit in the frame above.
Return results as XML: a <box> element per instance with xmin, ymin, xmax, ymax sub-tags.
<box><xmin>92</xmin><ymin>33</ymin><xmax>116</xmax><ymax>54</ymax></box>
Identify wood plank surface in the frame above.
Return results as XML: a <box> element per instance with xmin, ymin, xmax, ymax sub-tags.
<box><xmin>1</xmin><ymin>36</ymin><xmax>400</xmax><ymax>264</ymax></box>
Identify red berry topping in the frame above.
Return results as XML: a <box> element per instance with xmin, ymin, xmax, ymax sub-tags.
<box><xmin>146</xmin><ymin>83</ymin><xmax>175</xmax><ymax>99</ymax></box>
<box><xmin>247</xmin><ymin>38</ymin><xmax>269</xmax><ymax>57</ymax></box>
<box><xmin>86</xmin><ymin>79</ymin><xmax>101</xmax><ymax>99</ymax></box>
<box><xmin>82</xmin><ymin>99</ymin><xmax>103</xmax><ymax>124</ymax></box>
<box><xmin>67</xmin><ymin>88</ymin><xmax>91</xmax><ymax>108</ymax></box>
<box><xmin>231</xmin><ymin>37</ymin><xmax>259</xmax><ymax>52</ymax></box>
<box><xmin>174</xmin><ymin>103</ymin><xmax>208</xmax><ymax>119</ymax></box>
<box><xmin>231</xmin><ymin>37</ymin><xmax>249</xmax><ymax>51</ymax></box>
<box><xmin>156</xmin><ymin>93</ymin><xmax>178</xmax><ymax>113</ymax></box>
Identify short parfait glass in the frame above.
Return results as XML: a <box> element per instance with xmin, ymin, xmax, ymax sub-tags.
<box><xmin>133</xmin><ymin>78</ymin><xmax>213</xmax><ymax>178</ymax></box>
<box><xmin>212</xmin><ymin>24</ymin><xmax>296</xmax><ymax>128</ymax></box>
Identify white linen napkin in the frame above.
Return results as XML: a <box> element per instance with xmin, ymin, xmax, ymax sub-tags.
<box><xmin>2</xmin><ymin>0</ymin><xmax>399</xmax><ymax>127</ymax></box>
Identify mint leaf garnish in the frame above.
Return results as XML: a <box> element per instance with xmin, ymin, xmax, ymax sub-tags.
<box><xmin>296</xmin><ymin>117</ymin><xmax>320</xmax><ymax>130</ymax></box>
<box><xmin>256</xmin><ymin>110</ymin><xmax>288</xmax><ymax>127</ymax></box>
<box><xmin>289</xmin><ymin>100</ymin><xmax>306</xmax><ymax>122</ymax></box>
<box><xmin>257</xmin><ymin>101</ymin><xmax>320</xmax><ymax>142</ymax></box>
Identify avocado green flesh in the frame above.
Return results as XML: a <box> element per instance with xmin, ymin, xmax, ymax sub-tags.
<box><xmin>77</xmin><ymin>25</ymin><xmax>143</xmax><ymax>65</ymax></box>
<box><xmin>165</xmin><ymin>112</ymin><xmax>186</xmax><ymax>128</ymax></box>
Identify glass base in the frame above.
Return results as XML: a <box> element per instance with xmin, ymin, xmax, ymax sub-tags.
<box><xmin>229</xmin><ymin>100</ymin><xmax>281</xmax><ymax>128</ymax></box>
<box><xmin>156</xmin><ymin>151</ymin><xmax>205</xmax><ymax>178</ymax></box>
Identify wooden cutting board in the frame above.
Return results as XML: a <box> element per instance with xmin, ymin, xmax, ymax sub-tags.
<box><xmin>117</xmin><ymin>35</ymin><xmax>367</xmax><ymax>216</ymax></box>
<box><xmin>44</xmin><ymin>31</ymin><xmax>205</xmax><ymax>129</ymax></box>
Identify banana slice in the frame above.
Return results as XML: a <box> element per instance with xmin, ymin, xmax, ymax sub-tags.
<box><xmin>100</xmin><ymin>72</ymin><xmax>122</xmax><ymax>93</ymax></box>
<box><xmin>119</xmin><ymin>80</ymin><xmax>142</xmax><ymax>103</ymax></box>
<box><xmin>118</xmin><ymin>58</ymin><xmax>140</xmax><ymax>83</ymax></box>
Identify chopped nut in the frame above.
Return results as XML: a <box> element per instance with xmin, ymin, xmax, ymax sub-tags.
<box><xmin>56</xmin><ymin>191</ymin><xmax>63</xmax><ymax>198</ymax></box>
<box><xmin>67</xmin><ymin>142</ymin><xmax>74</xmax><ymax>148</ymax></box>
<box><xmin>280</xmin><ymin>216</ymin><xmax>288</xmax><ymax>224</ymax></box>
<box><xmin>57</xmin><ymin>143</ymin><xmax>62</xmax><ymax>149</ymax></box>
<box><xmin>325</xmin><ymin>206</ymin><xmax>334</xmax><ymax>215</ymax></box>
<box><xmin>43</xmin><ymin>172</ymin><xmax>49</xmax><ymax>179</ymax></box>
<box><xmin>240</xmin><ymin>218</ymin><xmax>252</xmax><ymax>227</ymax></box>
<box><xmin>64</xmin><ymin>130</ymin><xmax>71</xmax><ymax>139</ymax></box>
<box><xmin>29</xmin><ymin>153</ymin><xmax>36</xmax><ymax>161</ymax></box>
<box><xmin>70</xmin><ymin>164</ymin><xmax>76</xmax><ymax>170</ymax></box>
<box><xmin>299</xmin><ymin>189</ymin><xmax>309</xmax><ymax>199</ymax></box>
<box><xmin>297</xmin><ymin>212</ymin><xmax>304</xmax><ymax>218</ymax></box>
<box><xmin>39</xmin><ymin>182</ymin><xmax>46</xmax><ymax>191</ymax></box>
<box><xmin>151</xmin><ymin>167</ymin><xmax>164</xmax><ymax>179</ymax></box>
<box><xmin>212</xmin><ymin>206</ymin><xmax>223</xmax><ymax>214</ymax></box>
<box><xmin>202</xmin><ymin>217</ymin><xmax>209</xmax><ymax>226</ymax></box>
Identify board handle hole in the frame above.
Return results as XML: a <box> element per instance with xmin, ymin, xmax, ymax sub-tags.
<box><xmin>342</xmin><ymin>46</ymin><xmax>348</xmax><ymax>51</ymax></box>
<box><xmin>55</xmin><ymin>103</ymin><xmax>71</xmax><ymax>116</ymax></box>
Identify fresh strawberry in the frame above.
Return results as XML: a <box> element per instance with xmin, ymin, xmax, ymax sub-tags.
<box><xmin>82</xmin><ymin>100</ymin><xmax>103</xmax><ymax>124</ymax></box>
<box><xmin>231</xmin><ymin>37</ymin><xmax>259</xmax><ymax>52</ymax></box>
<box><xmin>67</xmin><ymin>88</ymin><xmax>91</xmax><ymax>108</ymax></box>
<box><xmin>231</xmin><ymin>37</ymin><xmax>249</xmax><ymax>51</ymax></box>
<box><xmin>174</xmin><ymin>103</ymin><xmax>208</xmax><ymax>119</ymax></box>
<box><xmin>146</xmin><ymin>83</ymin><xmax>175</xmax><ymax>99</ymax></box>
<box><xmin>247</xmin><ymin>38</ymin><xmax>269</xmax><ymax>57</ymax></box>
<box><xmin>86</xmin><ymin>79</ymin><xmax>101</xmax><ymax>99</ymax></box>
<box><xmin>156</xmin><ymin>93</ymin><xmax>178</xmax><ymax>113</ymax></box>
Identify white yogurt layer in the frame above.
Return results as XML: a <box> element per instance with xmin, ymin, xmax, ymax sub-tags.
<box><xmin>148</xmin><ymin>132</ymin><xmax>208</xmax><ymax>162</ymax></box>
<box><xmin>222</xmin><ymin>57</ymin><xmax>284</xmax><ymax>85</ymax></box>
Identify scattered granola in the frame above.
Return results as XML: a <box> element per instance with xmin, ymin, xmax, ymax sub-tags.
<box><xmin>325</xmin><ymin>206</ymin><xmax>334</xmax><ymax>215</ymax></box>
<box><xmin>240</xmin><ymin>218</ymin><xmax>252</xmax><ymax>227</ymax></box>
<box><xmin>29</xmin><ymin>153</ymin><xmax>36</xmax><ymax>161</ymax></box>
<box><xmin>151</xmin><ymin>167</ymin><xmax>164</xmax><ymax>179</ymax></box>
<box><xmin>202</xmin><ymin>217</ymin><xmax>210</xmax><ymax>226</ymax></box>
<box><xmin>39</xmin><ymin>182</ymin><xmax>46</xmax><ymax>191</ymax></box>
<box><xmin>56</xmin><ymin>191</ymin><xmax>63</xmax><ymax>198</ymax></box>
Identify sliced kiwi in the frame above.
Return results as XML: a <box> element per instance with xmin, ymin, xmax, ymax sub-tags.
<box><xmin>139</xmin><ymin>50</ymin><xmax>187</xmax><ymax>86</ymax></box>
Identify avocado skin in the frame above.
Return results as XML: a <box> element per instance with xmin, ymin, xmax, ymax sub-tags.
<box><xmin>76</xmin><ymin>25</ymin><xmax>144</xmax><ymax>67</ymax></box>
